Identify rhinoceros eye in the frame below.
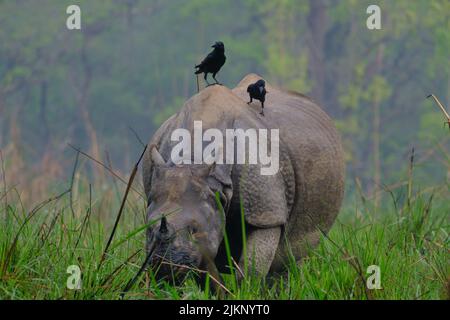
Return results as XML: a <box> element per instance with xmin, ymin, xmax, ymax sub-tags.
<box><xmin>188</xmin><ymin>225</ymin><xmax>199</xmax><ymax>235</ymax></box>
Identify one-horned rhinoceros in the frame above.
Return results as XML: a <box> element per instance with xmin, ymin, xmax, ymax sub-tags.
<box><xmin>142</xmin><ymin>74</ymin><xmax>345</xmax><ymax>281</ymax></box>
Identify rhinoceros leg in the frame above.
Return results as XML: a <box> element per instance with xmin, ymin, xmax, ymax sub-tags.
<box><xmin>238</xmin><ymin>226</ymin><xmax>281</xmax><ymax>277</ymax></box>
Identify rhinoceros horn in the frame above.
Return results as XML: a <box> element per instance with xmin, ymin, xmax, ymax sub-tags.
<box><xmin>159</xmin><ymin>216</ymin><xmax>168</xmax><ymax>234</ymax></box>
<box><xmin>151</xmin><ymin>145</ymin><xmax>166</xmax><ymax>165</ymax></box>
<box><xmin>156</xmin><ymin>216</ymin><xmax>172</xmax><ymax>243</ymax></box>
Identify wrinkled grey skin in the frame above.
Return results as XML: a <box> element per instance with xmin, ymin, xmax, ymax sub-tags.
<box><xmin>143</xmin><ymin>74</ymin><xmax>345</xmax><ymax>281</ymax></box>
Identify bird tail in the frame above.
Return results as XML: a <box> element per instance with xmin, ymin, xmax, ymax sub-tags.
<box><xmin>194</xmin><ymin>66</ymin><xmax>202</xmax><ymax>74</ymax></box>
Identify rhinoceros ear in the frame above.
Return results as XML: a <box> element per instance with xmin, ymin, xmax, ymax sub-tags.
<box><xmin>208</xmin><ymin>163</ymin><xmax>233</xmax><ymax>212</ymax></box>
<box><xmin>150</xmin><ymin>145</ymin><xmax>166</xmax><ymax>166</ymax></box>
<box><xmin>209</xmin><ymin>163</ymin><xmax>232</xmax><ymax>187</ymax></box>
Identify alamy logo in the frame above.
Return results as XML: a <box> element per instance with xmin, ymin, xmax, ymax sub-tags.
<box><xmin>170</xmin><ymin>121</ymin><xmax>279</xmax><ymax>176</ymax></box>
<box><xmin>66</xmin><ymin>265</ymin><xmax>82</xmax><ymax>290</ymax></box>
<box><xmin>366</xmin><ymin>5</ymin><xmax>382</xmax><ymax>30</ymax></box>
<box><xmin>66</xmin><ymin>5</ymin><xmax>81</xmax><ymax>30</ymax></box>
<box><xmin>366</xmin><ymin>265</ymin><xmax>382</xmax><ymax>290</ymax></box>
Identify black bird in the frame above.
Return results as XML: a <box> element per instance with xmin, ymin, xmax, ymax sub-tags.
<box><xmin>195</xmin><ymin>41</ymin><xmax>226</xmax><ymax>86</ymax></box>
<box><xmin>247</xmin><ymin>79</ymin><xmax>267</xmax><ymax>116</ymax></box>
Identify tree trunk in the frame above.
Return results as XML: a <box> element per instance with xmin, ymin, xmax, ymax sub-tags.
<box><xmin>372</xmin><ymin>44</ymin><xmax>385</xmax><ymax>208</ymax></box>
<box><xmin>75</xmin><ymin>35</ymin><xmax>103</xmax><ymax>186</ymax></box>
<box><xmin>307</xmin><ymin>0</ymin><xmax>327</xmax><ymax>107</ymax></box>
<box><xmin>39</xmin><ymin>81</ymin><xmax>50</xmax><ymax>153</ymax></box>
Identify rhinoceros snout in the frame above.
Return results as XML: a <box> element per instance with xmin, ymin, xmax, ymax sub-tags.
<box><xmin>150</xmin><ymin>248</ymin><xmax>201</xmax><ymax>282</ymax></box>
<box><xmin>147</xmin><ymin>217</ymin><xmax>202</xmax><ymax>281</ymax></box>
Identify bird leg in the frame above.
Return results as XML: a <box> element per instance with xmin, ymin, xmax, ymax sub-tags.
<box><xmin>204</xmin><ymin>73</ymin><xmax>212</xmax><ymax>86</ymax></box>
<box><xmin>212</xmin><ymin>73</ymin><xmax>221</xmax><ymax>85</ymax></box>
<box><xmin>247</xmin><ymin>97</ymin><xmax>253</xmax><ymax>105</ymax></box>
<box><xmin>260</xmin><ymin>101</ymin><xmax>265</xmax><ymax>116</ymax></box>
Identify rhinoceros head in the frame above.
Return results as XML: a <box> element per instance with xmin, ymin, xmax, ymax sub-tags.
<box><xmin>145</xmin><ymin>146</ymin><xmax>232</xmax><ymax>281</ymax></box>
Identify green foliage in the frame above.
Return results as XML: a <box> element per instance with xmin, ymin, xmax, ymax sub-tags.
<box><xmin>0</xmin><ymin>176</ymin><xmax>447</xmax><ymax>299</ymax></box>
<box><xmin>0</xmin><ymin>0</ymin><xmax>448</xmax><ymax>196</ymax></box>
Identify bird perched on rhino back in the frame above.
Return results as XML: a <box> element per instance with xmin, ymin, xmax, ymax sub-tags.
<box><xmin>195</xmin><ymin>41</ymin><xmax>226</xmax><ymax>86</ymax></box>
<box><xmin>247</xmin><ymin>79</ymin><xmax>267</xmax><ymax>116</ymax></box>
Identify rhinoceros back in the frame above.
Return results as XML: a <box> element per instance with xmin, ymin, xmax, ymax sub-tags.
<box><xmin>144</xmin><ymin>74</ymin><xmax>345</xmax><ymax>267</ymax></box>
<box><xmin>232</xmin><ymin>74</ymin><xmax>345</xmax><ymax>261</ymax></box>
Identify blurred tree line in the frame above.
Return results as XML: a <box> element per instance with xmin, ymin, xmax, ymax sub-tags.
<box><xmin>0</xmin><ymin>0</ymin><xmax>448</xmax><ymax>203</ymax></box>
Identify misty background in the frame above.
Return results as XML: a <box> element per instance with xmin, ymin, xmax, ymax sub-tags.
<box><xmin>0</xmin><ymin>0</ymin><xmax>448</xmax><ymax>205</ymax></box>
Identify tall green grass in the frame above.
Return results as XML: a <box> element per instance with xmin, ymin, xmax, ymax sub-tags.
<box><xmin>0</xmin><ymin>171</ymin><xmax>448</xmax><ymax>299</ymax></box>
